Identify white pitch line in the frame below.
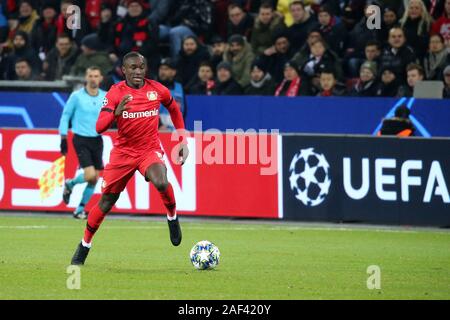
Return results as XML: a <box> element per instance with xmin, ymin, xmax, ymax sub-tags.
<box><xmin>0</xmin><ymin>224</ymin><xmax>449</xmax><ymax>235</ymax></box>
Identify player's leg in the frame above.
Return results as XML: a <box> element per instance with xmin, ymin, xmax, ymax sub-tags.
<box><xmin>145</xmin><ymin>162</ymin><xmax>182</xmax><ymax>246</ymax></box>
<box><xmin>73</xmin><ymin>137</ymin><xmax>104</xmax><ymax>219</ymax></box>
<box><xmin>71</xmin><ymin>193</ymin><xmax>120</xmax><ymax>265</ymax></box>
<box><xmin>72</xmin><ymin>166</ymin><xmax>97</xmax><ymax>219</ymax></box>
<box><xmin>71</xmin><ymin>149</ymin><xmax>135</xmax><ymax>265</ymax></box>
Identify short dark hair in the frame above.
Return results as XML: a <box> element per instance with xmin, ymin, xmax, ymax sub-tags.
<box><xmin>289</xmin><ymin>1</ymin><xmax>305</xmax><ymax>9</ymax></box>
<box><xmin>15</xmin><ymin>58</ymin><xmax>31</xmax><ymax>66</ymax></box>
<box><xmin>122</xmin><ymin>51</ymin><xmax>146</xmax><ymax>66</ymax></box>
<box><xmin>57</xmin><ymin>33</ymin><xmax>72</xmax><ymax>42</ymax></box>
<box><xmin>199</xmin><ymin>61</ymin><xmax>213</xmax><ymax>70</ymax></box>
<box><xmin>406</xmin><ymin>63</ymin><xmax>425</xmax><ymax>77</ymax></box>
<box><xmin>259</xmin><ymin>1</ymin><xmax>274</xmax><ymax>11</ymax></box>
<box><xmin>86</xmin><ymin>66</ymin><xmax>102</xmax><ymax>75</ymax></box>
<box><xmin>365</xmin><ymin>40</ymin><xmax>381</xmax><ymax>50</ymax></box>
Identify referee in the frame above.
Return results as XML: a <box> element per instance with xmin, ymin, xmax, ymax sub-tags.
<box><xmin>59</xmin><ymin>66</ymin><xmax>107</xmax><ymax>219</ymax></box>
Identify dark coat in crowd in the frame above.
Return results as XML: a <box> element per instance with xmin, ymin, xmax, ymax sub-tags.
<box><xmin>401</xmin><ymin>17</ymin><xmax>430</xmax><ymax>60</ymax></box>
<box><xmin>349</xmin><ymin>79</ymin><xmax>378</xmax><ymax>97</ymax></box>
<box><xmin>44</xmin><ymin>44</ymin><xmax>80</xmax><ymax>80</ymax></box>
<box><xmin>261</xmin><ymin>48</ymin><xmax>295</xmax><ymax>84</ymax></box>
<box><xmin>319</xmin><ymin>18</ymin><xmax>347</xmax><ymax>56</ymax></box>
<box><xmin>345</xmin><ymin>17</ymin><xmax>379</xmax><ymax>59</ymax></box>
<box><xmin>0</xmin><ymin>31</ymin><xmax>41</xmax><ymax>80</ymax></box>
<box><xmin>226</xmin><ymin>11</ymin><xmax>254</xmax><ymax>39</ymax></box>
<box><xmin>287</xmin><ymin>15</ymin><xmax>319</xmax><ymax>53</ymax></box>
<box><xmin>30</xmin><ymin>17</ymin><xmax>58</xmax><ymax>54</ymax></box>
<box><xmin>250</xmin><ymin>14</ymin><xmax>286</xmax><ymax>55</ymax></box>
<box><xmin>244</xmin><ymin>73</ymin><xmax>277</xmax><ymax>96</ymax></box>
<box><xmin>375</xmin><ymin>79</ymin><xmax>401</xmax><ymax>97</ymax></box>
<box><xmin>380</xmin><ymin>45</ymin><xmax>417</xmax><ymax>81</ymax></box>
<box><xmin>170</xmin><ymin>0</ymin><xmax>213</xmax><ymax>38</ymax></box>
<box><xmin>176</xmin><ymin>40</ymin><xmax>210</xmax><ymax>86</ymax></box>
<box><xmin>213</xmin><ymin>77</ymin><xmax>243</xmax><ymax>95</ymax></box>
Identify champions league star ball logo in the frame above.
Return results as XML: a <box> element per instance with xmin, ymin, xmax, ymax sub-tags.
<box><xmin>289</xmin><ymin>148</ymin><xmax>331</xmax><ymax>207</ymax></box>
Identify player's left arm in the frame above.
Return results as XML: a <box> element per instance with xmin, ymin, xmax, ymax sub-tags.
<box><xmin>58</xmin><ymin>93</ymin><xmax>77</xmax><ymax>155</ymax></box>
<box><xmin>161</xmin><ymin>86</ymin><xmax>189</xmax><ymax>165</ymax></box>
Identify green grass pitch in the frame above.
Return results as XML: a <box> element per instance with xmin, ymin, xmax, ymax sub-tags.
<box><xmin>0</xmin><ymin>214</ymin><xmax>449</xmax><ymax>300</ymax></box>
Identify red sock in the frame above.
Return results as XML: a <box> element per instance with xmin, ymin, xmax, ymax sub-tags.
<box><xmin>159</xmin><ymin>183</ymin><xmax>176</xmax><ymax>217</ymax></box>
<box><xmin>83</xmin><ymin>204</ymin><xmax>107</xmax><ymax>244</ymax></box>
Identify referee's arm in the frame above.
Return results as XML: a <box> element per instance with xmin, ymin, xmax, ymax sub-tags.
<box><xmin>58</xmin><ymin>94</ymin><xmax>77</xmax><ymax>154</ymax></box>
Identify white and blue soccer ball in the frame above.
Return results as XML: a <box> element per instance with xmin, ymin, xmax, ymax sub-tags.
<box><xmin>190</xmin><ymin>240</ymin><xmax>220</xmax><ymax>270</ymax></box>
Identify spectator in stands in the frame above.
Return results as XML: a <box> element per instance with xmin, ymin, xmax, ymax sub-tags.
<box><xmin>292</xmin><ymin>30</ymin><xmax>343</xmax><ymax>82</ymax></box>
<box><xmin>443</xmin><ymin>65</ymin><xmax>450</xmax><ymax>98</ymax></box>
<box><xmin>316</xmin><ymin>68</ymin><xmax>346</xmax><ymax>97</ymax></box>
<box><xmin>70</xmin><ymin>33</ymin><xmax>112</xmax><ymax>77</ymax></box>
<box><xmin>299</xmin><ymin>38</ymin><xmax>342</xmax><ymax>94</ymax></box>
<box><xmin>101</xmin><ymin>60</ymin><xmax>125</xmax><ymax>90</ymax></box>
<box><xmin>349</xmin><ymin>61</ymin><xmax>378</xmax><ymax>97</ymax></box>
<box><xmin>213</xmin><ymin>61</ymin><xmax>242</xmax><ymax>95</ymax></box>
<box><xmin>400</xmin><ymin>0</ymin><xmax>432</xmax><ymax>60</ymax></box>
<box><xmin>274</xmin><ymin>60</ymin><xmax>310</xmax><ymax>97</ymax></box>
<box><xmin>209</xmin><ymin>35</ymin><xmax>226</xmax><ymax>72</ymax></box>
<box><xmin>185</xmin><ymin>61</ymin><xmax>215</xmax><ymax>95</ymax></box>
<box><xmin>30</xmin><ymin>2</ymin><xmax>59</xmax><ymax>57</ymax></box>
<box><xmin>250</xmin><ymin>1</ymin><xmax>285</xmax><ymax>55</ymax></box>
<box><xmin>43</xmin><ymin>33</ymin><xmax>79</xmax><ymax>80</ymax></box>
<box><xmin>364</xmin><ymin>40</ymin><xmax>382</xmax><ymax>73</ymax></box>
<box><xmin>287</xmin><ymin>1</ymin><xmax>319</xmax><ymax>53</ymax></box>
<box><xmin>375</xmin><ymin>65</ymin><xmax>401</xmax><ymax>97</ymax></box>
<box><xmin>344</xmin><ymin>4</ymin><xmax>380</xmax><ymax>78</ymax></box>
<box><xmin>148</xmin><ymin>0</ymin><xmax>172</xmax><ymax>27</ymax></box>
<box><xmin>260</xmin><ymin>32</ymin><xmax>294</xmax><ymax>84</ymax></box>
<box><xmin>379</xmin><ymin>105</ymin><xmax>415</xmax><ymax>137</ymax></box>
<box><xmin>84</xmin><ymin>0</ymin><xmax>120</xmax><ymax>30</ymax></box>
<box><xmin>158</xmin><ymin>58</ymin><xmax>185</xmax><ymax>131</ymax></box>
<box><xmin>380</xmin><ymin>27</ymin><xmax>417</xmax><ymax>82</ymax></box>
<box><xmin>3</xmin><ymin>0</ymin><xmax>40</xmax><ymax>50</ymax></box>
<box><xmin>14</xmin><ymin>57</ymin><xmax>37</xmax><ymax>80</ymax></box>
<box><xmin>244</xmin><ymin>59</ymin><xmax>276</xmax><ymax>95</ymax></box>
<box><xmin>0</xmin><ymin>31</ymin><xmax>41</xmax><ymax>80</ymax></box>
<box><xmin>431</xmin><ymin>0</ymin><xmax>450</xmax><ymax>47</ymax></box>
<box><xmin>176</xmin><ymin>35</ymin><xmax>210</xmax><ymax>86</ymax></box>
<box><xmin>423</xmin><ymin>34</ymin><xmax>449</xmax><ymax>80</ymax></box>
<box><xmin>223</xmin><ymin>34</ymin><xmax>254</xmax><ymax>87</ymax></box>
<box><xmin>164</xmin><ymin>0</ymin><xmax>213</xmax><ymax>59</ymax></box>
<box><xmin>317</xmin><ymin>5</ymin><xmax>347</xmax><ymax>57</ymax></box>
<box><xmin>397</xmin><ymin>63</ymin><xmax>425</xmax><ymax>97</ymax></box>
<box><xmin>186</xmin><ymin>61</ymin><xmax>216</xmax><ymax>96</ymax></box>
<box><xmin>98</xmin><ymin>0</ymin><xmax>159</xmax><ymax>76</ymax></box>
<box><xmin>226</xmin><ymin>3</ymin><xmax>253</xmax><ymax>40</ymax></box>
<box><xmin>57</xmin><ymin>0</ymin><xmax>90</xmax><ymax>46</ymax></box>
<box><xmin>379</xmin><ymin>6</ymin><xmax>399</xmax><ymax>43</ymax></box>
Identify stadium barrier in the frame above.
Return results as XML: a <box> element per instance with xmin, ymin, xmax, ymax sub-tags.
<box><xmin>1</xmin><ymin>91</ymin><xmax>450</xmax><ymax>136</ymax></box>
<box><xmin>0</xmin><ymin>129</ymin><xmax>449</xmax><ymax>226</ymax></box>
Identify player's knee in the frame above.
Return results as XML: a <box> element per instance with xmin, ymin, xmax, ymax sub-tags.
<box><xmin>153</xmin><ymin>178</ymin><xmax>168</xmax><ymax>192</ymax></box>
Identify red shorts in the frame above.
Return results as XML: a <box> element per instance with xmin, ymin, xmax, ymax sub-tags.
<box><xmin>101</xmin><ymin>148</ymin><xmax>165</xmax><ymax>194</ymax></box>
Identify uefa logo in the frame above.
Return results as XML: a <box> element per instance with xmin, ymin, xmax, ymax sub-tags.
<box><xmin>289</xmin><ymin>148</ymin><xmax>331</xmax><ymax>207</ymax></box>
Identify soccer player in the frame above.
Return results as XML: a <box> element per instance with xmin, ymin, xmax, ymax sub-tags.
<box><xmin>59</xmin><ymin>66</ymin><xmax>107</xmax><ymax>219</ymax></box>
<box><xmin>71</xmin><ymin>52</ymin><xmax>189</xmax><ymax>265</ymax></box>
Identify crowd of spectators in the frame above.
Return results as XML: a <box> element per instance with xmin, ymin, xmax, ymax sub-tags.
<box><xmin>0</xmin><ymin>0</ymin><xmax>449</xmax><ymax>98</ymax></box>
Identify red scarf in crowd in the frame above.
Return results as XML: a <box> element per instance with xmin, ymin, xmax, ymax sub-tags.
<box><xmin>275</xmin><ymin>77</ymin><xmax>301</xmax><ymax>97</ymax></box>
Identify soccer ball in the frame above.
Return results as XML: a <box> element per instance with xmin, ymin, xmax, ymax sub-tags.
<box><xmin>289</xmin><ymin>147</ymin><xmax>331</xmax><ymax>207</ymax></box>
<box><xmin>190</xmin><ymin>240</ymin><xmax>220</xmax><ymax>270</ymax></box>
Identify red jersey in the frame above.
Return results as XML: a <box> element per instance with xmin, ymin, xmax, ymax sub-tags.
<box><xmin>96</xmin><ymin>79</ymin><xmax>185</xmax><ymax>156</ymax></box>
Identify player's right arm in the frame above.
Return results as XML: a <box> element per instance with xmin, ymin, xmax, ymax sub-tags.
<box><xmin>58</xmin><ymin>93</ymin><xmax>77</xmax><ymax>155</ymax></box>
<box><xmin>96</xmin><ymin>89</ymin><xmax>132</xmax><ymax>133</ymax></box>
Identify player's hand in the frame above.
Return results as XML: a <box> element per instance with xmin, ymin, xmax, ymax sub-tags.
<box><xmin>60</xmin><ymin>138</ymin><xmax>68</xmax><ymax>156</ymax></box>
<box><xmin>115</xmin><ymin>94</ymin><xmax>133</xmax><ymax>116</ymax></box>
<box><xmin>178</xmin><ymin>143</ymin><xmax>189</xmax><ymax>165</ymax></box>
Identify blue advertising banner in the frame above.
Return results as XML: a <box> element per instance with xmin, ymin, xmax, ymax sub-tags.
<box><xmin>1</xmin><ymin>92</ymin><xmax>449</xmax><ymax>137</ymax></box>
<box><xmin>186</xmin><ymin>96</ymin><xmax>450</xmax><ymax>137</ymax></box>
